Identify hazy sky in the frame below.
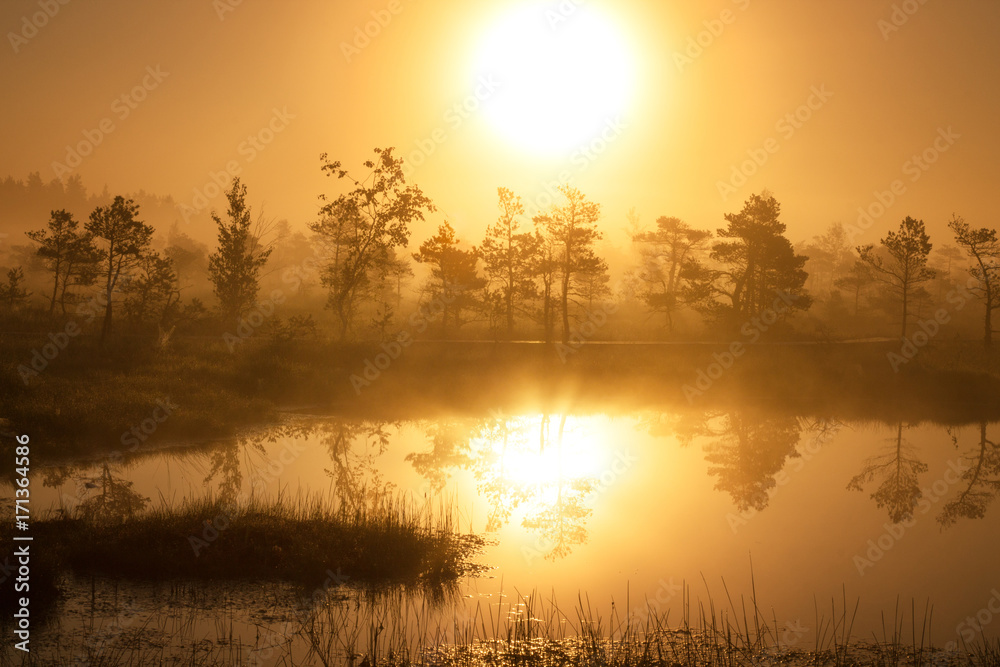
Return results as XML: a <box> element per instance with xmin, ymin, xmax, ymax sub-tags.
<box><xmin>2</xmin><ymin>0</ymin><xmax>998</xmax><ymax>250</ymax></box>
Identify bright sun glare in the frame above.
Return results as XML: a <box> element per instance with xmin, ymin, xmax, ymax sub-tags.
<box><xmin>474</xmin><ymin>4</ymin><xmax>635</xmax><ymax>156</ymax></box>
<box><xmin>481</xmin><ymin>416</ymin><xmax>611</xmax><ymax>488</ymax></box>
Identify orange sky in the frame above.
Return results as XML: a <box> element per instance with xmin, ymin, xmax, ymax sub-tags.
<box><xmin>2</xmin><ymin>0</ymin><xmax>998</xmax><ymax>251</ymax></box>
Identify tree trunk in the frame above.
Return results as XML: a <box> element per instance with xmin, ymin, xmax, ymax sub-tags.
<box><xmin>335</xmin><ymin>297</ymin><xmax>350</xmax><ymax>342</ymax></box>
<box><xmin>506</xmin><ymin>244</ymin><xmax>515</xmax><ymax>337</ymax></box>
<box><xmin>900</xmin><ymin>285</ymin><xmax>909</xmax><ymax>339</ymax></box>
<box><xmin>985</xmin><ymin>302</ymin><xmax>993</xmax><ymax>348</ymax></box>
<box><xmin>100</xmin><ymin>290</ymin><xmax>113</xmax><ymax>347</ymax></box>
<box><xmin>542</xmin><ymin>281</ymin><xmax>552</xmax><ymax>344</ymax></box>
<box><xmin>560</xmin><ymin>250</ymin><xmax>570</xmax><ymax>345</ymax></box>
<box><xmin>48</xmin><ymin>267</ymin><xmax>59</xmax><ymax>314</ymax></box>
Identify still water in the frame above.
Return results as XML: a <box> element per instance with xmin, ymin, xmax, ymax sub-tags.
<box><xmin>14</xmin><ymin>410</ymin><xmax>1000</xmax><ymax>662</ymax></box>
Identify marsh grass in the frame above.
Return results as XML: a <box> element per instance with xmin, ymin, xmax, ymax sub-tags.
<box><xmin>283</xmin><ymin>575</ymin><xmax>999</xmax><ymax>667</ymax></box>
<box><xmin>0</xmin><ymin>492</ymin><xmax>484</xmax><ymax>636</ymax></box>
<box><xmin>47</xmin><ymin>493</ymin><xmax>478</xmax><ymax>587</ymax></box>
<box><xmin>3</xmin><ymin>572</ymin><xmax>999</xmax><ymax>666</ymax></box>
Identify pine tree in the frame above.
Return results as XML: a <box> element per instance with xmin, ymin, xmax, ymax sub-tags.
<box><xmin>207</xmin><ymin>178</ymin><xmax>272</xmax><ymax>326</ymax></box>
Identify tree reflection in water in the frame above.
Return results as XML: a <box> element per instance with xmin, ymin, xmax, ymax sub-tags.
<box><xmin>701</xmin><ymin>411</ymin><xmax>802</xmax><ymax>512</ymax></box>
<box><xmin>938</xmin><ymin>422</ymin><xmax>1000</xmax><ymax>527</ymax></box>
<box><xmin>847</xmin><ymin>422</ymin><xmax>927</xmax><ymax>524</ymax></box>
<box><xmin>408</xmin><ymin>413</ymin><xmax>598</xmax><ymax>561</ymax></box>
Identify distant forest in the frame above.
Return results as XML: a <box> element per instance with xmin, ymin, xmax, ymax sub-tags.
<box><xmin>1</xmin><ymin>147</ymin><xmax>997</xmax><ymax>349</ymax></box>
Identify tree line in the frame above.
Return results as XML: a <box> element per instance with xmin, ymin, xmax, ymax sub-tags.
<box><xmin>3</xmin><ymin>146</ymin><xmax>999</xmax><ymax>347</ymax></box>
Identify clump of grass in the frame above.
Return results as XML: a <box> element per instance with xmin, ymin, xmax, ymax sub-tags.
<box><xmin>2</xmin><ymin>492</ymin><xmax>483</xmax><ymax>622</ymax></box>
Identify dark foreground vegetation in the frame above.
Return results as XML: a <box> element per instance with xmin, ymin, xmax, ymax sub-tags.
<box><xmin>3</xmin><ymin>574</ymin><xmax>999</xmax><ymax>666</ymax></box>
<box><xmin>0</xmin><ymin>494</ymin><xmax>483</xmax><ymax>627</ymax></box>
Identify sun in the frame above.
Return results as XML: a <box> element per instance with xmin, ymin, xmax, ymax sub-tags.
<box><xmin>477</xmin><ymin>415</ymin><xmax>612</xmax><ymax>488</ymax></box>
<box><xmin>473</xmin><ymin>4</ymin><xmax>635</xmax><ymax>156</ymax></box>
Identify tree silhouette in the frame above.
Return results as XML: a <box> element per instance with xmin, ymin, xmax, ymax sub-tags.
<box><xmin>122</xmin><ymin>251</ymin><xmax>180</xmax><ymax>327</ymax></box>
<box><xmin>413</xmin><ymin>222</ymin><xmax>485</xmax><ymax>334</ymax></box>
<box><xmin>311</xmin><ymin>147</ymin><xmax>434</xmax><ymax>339</ymax></box>
<box><xmin>25</xmin><ymin>209</ymin><xmax>98</xmax><ymax>314</ymax></box>
<box><xmin>480</xmin><ymin>187</ymin><xmax>541</xmax><ymax>338</ymax></box>
<box><xmin>847</xmin><ymin>422</ymin><xmax>928</xmax><ymax>524</ymax></box>
<box><xmin>802</xmin><ymin>222</ymin><xmax>856</xmax><ymax>296</ymax></box>
<box><xmin>533</xmin><ymin>233</ymin><xmax>560</xmax><ymax>343</ymax></box>
<box><xmin>207</xmin><ymin>178</ymin><xmax>273</xmax><ymax>327</ymax></box>
<box><xmin>0</xmin><ymin>268</ymin><xmax>31</xmax><ymax>312</ymax></box>
<box><xmin>834</xmin><ymin>260</ymin><xmax>876</xmax><ymax>317</ymax></box>
<box><xmin>85</xmin><ymin>196</ymin><xmax>154</xmax><ymax>345</ymax></box>
<box><xmin>857</xmin><ymin>217</ymin><xmax>935</xmax><ymax>339</ymax></box>
<box><xmin>533</xmin><ymin>186</ymin><xmax>609</xmax><ymax>344</ymax></box>
<box><xmin>685</xmin><ymin>192</ymin><xmax>811</xmax><ymax>328</ymax></box>
<box><xmin>632</xmin><ymin>216</ymin><xmax>711</xmax><ymax>332</ymax></box>
<box><xmin>949</xmin><ymin>215</ymin><xmax>1000</xmax><ymax>347</ymax></box>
